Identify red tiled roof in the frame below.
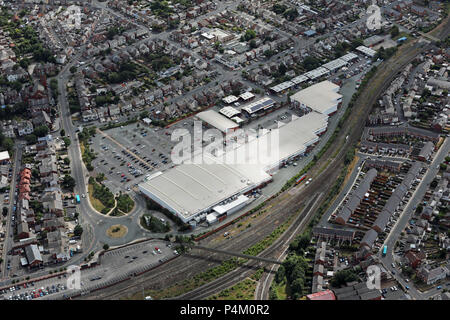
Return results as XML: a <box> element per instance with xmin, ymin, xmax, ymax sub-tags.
<box><xmin>306</xmin><ymin>290</ymin><xmax>336</xmax><ymax>300</ymax></box>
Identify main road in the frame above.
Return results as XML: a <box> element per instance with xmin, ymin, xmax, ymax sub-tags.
<box><xmin>0</xmin><ymin>142</ymin><xmax>23</xmax><ymax>280</ymax></box>
<box><xmin>380</xmin><ymin>138</ymin><xmax>450</xmax><ymax>300</ymax></box>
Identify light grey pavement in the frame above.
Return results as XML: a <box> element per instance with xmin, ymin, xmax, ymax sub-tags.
<box><xmin>2</xmin><ymin>239</ymin><xmax>176</xmax><ymax>300</ymax></box>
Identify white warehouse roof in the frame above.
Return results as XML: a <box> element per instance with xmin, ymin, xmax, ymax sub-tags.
<box><xmin>196</xmin><ymin>110</ymin><xmax>239</xmax><ymax>133</ymax></box>
<box><xmin>0</xmin><ymin>151</ymin><xmax>10</xmax><ymax>162</ymax></box>
<box><xmin>219</xmin><ymin>106</ymin><xmax>241</xmax><ymax>118</ymax></box>
<box><xmin>340</xmin><ymin>52</ymin><xmax>358</xmax><ymax>62</ymax></box>
<box><xmin>206</xmin><ymin>111</ymin><xmax>329</xmax><ymax>172</ymax></box>
<box><xmin>139</xmin><ymin>111</ymin><xmax>329</xmax><ymax>222</ymax></box>
<box><xmin>322</xmin><ymin>58</ymin><xmax>347</xmax><ymax>71</ymax></box>
<box><xmin>356</xmin><ymin>45</ymin><xmax>376</xmax><ymax>57</ymax></box>
<box><xmin>290</xmin><ymin>81</ymin><xmax>342</xmax><ymax>115</ymax></box>
<box><xmin>239</xmin><ymin>91</ymin><xmax>255</xmax><ymax>100</ymax></box>
<box><xmin>139</xmin><ymin>164</ymin><xmax>272</xmax><ymax>222</ymax></box>
<box><xmin>222</xmin><ymin>95</ymin><xmax>239</xmax><ymax>104</ymax></box>
<box><xmin>304</xmin><ymin>67</ymin><xmax>329</xmax><ymax>80</ymax></box>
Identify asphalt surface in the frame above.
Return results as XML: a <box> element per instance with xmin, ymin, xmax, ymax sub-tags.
<box><xmin>2</xmin><ymin>0</ymin><xmax>447</xmax><ymax>298</ymax></box>
<box><xmin>380</xmin><ymin>138</ymin><xmax>450</xmax><ymax>300</ymax></box>
<box><xmin>0</xmin><ymin>143</ymin><xmax>23</xmax><ymax>280</ymax></box>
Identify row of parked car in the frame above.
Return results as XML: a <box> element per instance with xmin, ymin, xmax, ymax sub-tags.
<box><xmin>4</xmin><ymin>283</ymin><xmax>67</xmax><ymax>300</ymax></box>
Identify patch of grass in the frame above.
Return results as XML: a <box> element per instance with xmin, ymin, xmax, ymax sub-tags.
<box><xmin>116</xmin><ymin>193</ymin><xmax>134</xmax><ymax>213</ymax></box>
<box><xmin>243</xmin><ymin>209</ymin><xmax>299</xmax><ymax>256</ymax></box>
<box><xmin>106</xmin><ymin>224</ymin><xmax>128</xmax><ymax>238</ymax></box>
<box><xmin>88</xmin><ymin>183</ymin><xmax>106</xmax><ymax>212</ymax></box>
<box><xmin>208</xmin><ymin>278</ymin><xmax>257</xmax><ymax>300</ymax></box>
<box><xmin>89</xmin><ymin>177</ymin><xmax>115</xmax><ymax>214</ymax></box>
<box><xmin>141</xmin><ymin>258</ymin><xmax>245</xmax><ymax>300</ymax></box>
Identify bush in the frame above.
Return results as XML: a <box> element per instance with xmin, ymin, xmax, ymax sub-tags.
<box><xmin>142</xmin><ymin>214</ymin><xmax>170</xmax><ymax>233</ymax></box>
<box><xmin>116</xmin><ymin>194</ymin><xmax>134</xmax><ymax>213</ymax></box>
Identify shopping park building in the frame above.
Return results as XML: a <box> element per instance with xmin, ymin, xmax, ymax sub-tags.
<box><xmin>139</xmin><ymin>81</ymin><xmax>340</xmax><ymax>225</ymax></box>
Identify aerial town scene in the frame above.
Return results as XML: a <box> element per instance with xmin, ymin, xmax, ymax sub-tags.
<box><xmin>0</xmin><ymin>0</ymin><xmax>449</xmax><ymax>306</ymax></box>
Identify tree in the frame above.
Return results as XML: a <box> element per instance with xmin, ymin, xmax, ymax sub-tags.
<box><xmin>103</xmin><ymin>244</ymin><xmax>110</xmax><ymax>250</ymax></box>
<box><xmin>241</xmin><ymin>29</ymin><xmax>256</xmax><ymax>42</ymax></box>
<box><xmin>283</xmin><ymin>8</ymin><xmax>299</xmax><ymax>21</ymax></box>
<box><xmin>60</xmin><ymin>129</ymin><xmax>65</xmax><ymax>136</ymax></box>
<box><xmin>440</xmin><ymin>163</ymin><xmax>447</xmax><ymax>171</ymax></box>
<box><xmin>390</xmin><ymin>26</ymin><xmax>400</xmax><ymax>38</ymax></box>
<box><xmin>275</xmin><ymin>265</ymin><xmax>285</xmax><ymax>283</ymax></box>
<box><xmin>63</xmin><ymin>157</ymin><xmax>70</xmax><ymax>165</ymax></box>
<box><xmin>70</xmin><ymin>66</ymin><xmax>77</xmax><ymax>74</ymax></box>
<box><xmin>74</xmin><ymin>224</ymin><xmax>83</xmax><ymax>237</ymax></box>
<box><xmin>24</xmin><ymin>134</ymin><xmax>37</xmax><ymax>144</ymax></box>
<box><xmin>2</xmin><ymin>207</ymin><xmax>8</xmax><ymax>217</ymax></box>
<box><xmin>63</xmin><ymin>137</ymin><xmax>71</xmax><ymax>147</ymax></box>
<box><xmin>62</xmin><ymin>175</ymin><xmax>76</xmax><ymax>191</ymax></box>
<box><xmin>330</xmin><ymin>269</ymin><xmax>358</xmax><ymax>288</ymax></box>
<box><xmin>34</xmin><ymin>125</ymin><xmax>49</xmax><ymax>138</ymax></box>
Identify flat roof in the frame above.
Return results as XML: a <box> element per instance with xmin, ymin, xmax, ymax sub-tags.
<box><xmin>232</xmin><ymin>116</ymin><xmax>244</xmax><ymax>124</ymax></box>
<box><xmin>139</xmin><ymin>164</ymin><xmax>271</xmax><ymax>221</ymax></box>
<box><xmin>290</xmin><ymin>81</ymin><xmax>342</xmax><ymax>114</ymax></box>
<box><xmin>209</xmin><ymin>112</ymin><xmax>329</xmax><ymax>171</ymax></box>
<box><xmin>196</xmin><ymin>110</ymin><xmax>239</xmax><ymax>133</ymax></box>
<box><xmin>213</xmin><ymin>194</ymin><xmax>249</xmax><ymax>215</ymax></box>
<box><xmin>322</xmin><ymin>58</ymin><xmax>347</xmax><ymax>71</ymax></box>
<box><xmin>219</xmin><ymin>106</ymin><xmax>241</xmax><ymax>118</ymax></box>
<box><xmin>222</xmin><ymin>95</ymin><xmax>239</xmax><ymax>104</ymax></box>
<box><xmin>304</xmin><ymin>67</ymin><xmax>329</xmax><ymax>80</ymax></box>
<box><xmin>139</xmin><ymin>112</ymin><xmax>329</xmax><ymax>222</ymax></box>
<box><xmin>242</xmin><ymin>97</ymin><xmax>275</xmax><ymax>114</ymax></box>
<box><xmin>0</xmin><ymin>151</ymin><xmax>10</xmax><ymax>161</ymax></box>
<box><xmin>340</xmin><ymin>52</ymin><xmax>358</xmax><ymax>62</ymax></box>
<box><xmin>270</xmin><ymin>81</ymin><xmax>295</xmax><ymax>93</ymax></box>
<box><xmin>290</xmin><ymin>75</ymin><xmax>308</xmax><ymax>85</ymax></box>
<box><xmin>356</xmin><ymin>45</ymin><xmax>376</xmax><ymax>57</ymax></box>
<box><xmin>239</xmin><ymin>91</ymin><xmax>255</xmax><ymax>100</ymax></box>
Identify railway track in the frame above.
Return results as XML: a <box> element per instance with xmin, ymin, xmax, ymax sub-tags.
<box><xmin>78</xmin><ymin>18</ymin><xmax>448</xmax><ymax>300</ymax></box>
<box><xmin>171</xmin><ymin>40</ymin><xmax>432</xmax><ymax>300</ymax></box>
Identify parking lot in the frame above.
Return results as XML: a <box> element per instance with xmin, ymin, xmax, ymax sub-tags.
<box><xmin>89</xmin><ymin>123</ymin><xmax>181</xmax><ymax>194</ymax></box>
<box><xmin>1</xmin><ymin>239</ymin><xmax>177</xmax><ymax>300</ymax></box>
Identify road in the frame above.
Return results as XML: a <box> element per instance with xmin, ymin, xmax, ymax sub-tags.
<box><xmin>0</xmin><ymin>142</ymin><xmax>23</xmax><ymax>280</ymax></box>
<box><xmin>380</xmin><ymin>138</ymin><xmax>450</xmax><ymax>300</ymax></box>
<box><xmin>3</xmin><ymin>0</ymin><xmax>443</xmax><ymax>297</ymax></box>
<box><xmin>254</xmin><ymin>193</ymin><xmax>324</xmax><ymax>300</ymax></box>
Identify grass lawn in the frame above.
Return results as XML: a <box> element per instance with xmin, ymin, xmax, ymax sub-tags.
<box><xmin>208</xmin><ymin>278</ymin><xmax>257</xmax><ymax>300</ymax></box>
<box><xmin>106</xmin><ymin>224</ymin><xmax>128</xmax><ymax>238</ymax></box>
<box><xmin>116</xmin><ymin>194</ymin><xmax>135</xmax><ymax>213</ymax></box>
<box><xmin>88</xmin><ymin>183</ymin><xmax>106</xmax><ymax>212</ymax></box>
<box><xmin>275</xmin><ymin>282</ymin><xmax>289</xmax><ymax>300</ymax></box>
<box><xmin>132</xmin><ymin>258</ymin><xmax>245</xmax><ymax>300</ymax></box>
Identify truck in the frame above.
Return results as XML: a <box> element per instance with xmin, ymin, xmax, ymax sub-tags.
<box><xmin>382</xmin><ymin>245</ymin><xmax>387</xmax><ymax>257</ymax></box>
<box><xmin>75</xmin><ymin>195</ymin><xmax>80</xmax><ymax>204</ymax></box>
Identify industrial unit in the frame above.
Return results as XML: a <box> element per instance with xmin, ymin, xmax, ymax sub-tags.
<box><xmin>196</xmin><ymin>110</ymin><xmax>240</xmax><ymax>133</ymax></box>
<box><xmin>290</xmin><ymin>80</ymin><xmax>343</xmax><ymax>116</ymax></box>
<box><xmin>139</xmin><ymin>110</ymin><xmax>330</xmax><ymax>224</ymax></box>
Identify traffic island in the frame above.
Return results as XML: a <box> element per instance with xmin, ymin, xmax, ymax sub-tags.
<box><xmin>106</xmin><ymin>224</ymin><xmax>128</xmax><ymax>239</ymax></box>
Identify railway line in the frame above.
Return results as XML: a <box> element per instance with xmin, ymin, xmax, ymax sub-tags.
<box><xmin>170</xmin><ymin>39</ymin><xmax>433</xmax><ymax>301</ymax></box>
<box><xmin>78</xmin><ymin>16</ymin><xmax>449</xmax><ymax>300</ymax></box>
